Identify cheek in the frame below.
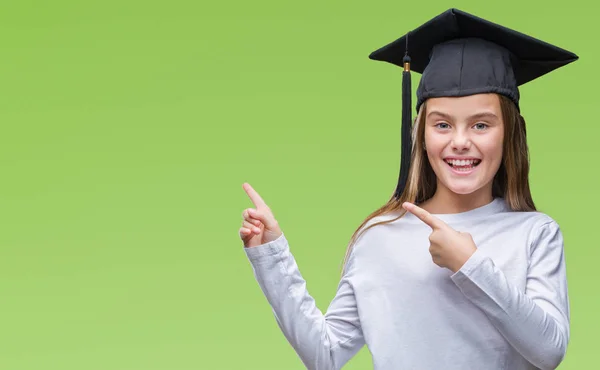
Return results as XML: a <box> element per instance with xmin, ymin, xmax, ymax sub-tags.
<box><xmin>479</xmin><ymin>138</ymin><xmax>504</xmax><ymax>167</ymax></box>
<box><xmin>425</xmin><ymin>133</ymin><xmax>453</xmax><ymax>170</ymax></box>
<box><xmin>479</xmin><ymin>144</ymin><xmax>503</xmax><ymax>176</ymax></box>
<box><xmin>424</xmin><ymin>132</ymin><xmax>447</xmax><ymax>153</ymax></box>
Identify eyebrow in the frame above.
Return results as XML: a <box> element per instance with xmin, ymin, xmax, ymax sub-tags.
<box><xmin>427</xmin><ymin>110</ymin><xmax>499</xmax><ymax>120</ymax></box>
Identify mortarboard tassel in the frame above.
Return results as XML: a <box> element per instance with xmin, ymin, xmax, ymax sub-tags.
<box><xmin>394</xmin><ymin>34</ymin><xmax>412</xmax><ymax>200</ymax></box>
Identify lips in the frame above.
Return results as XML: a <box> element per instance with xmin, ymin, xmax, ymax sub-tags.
<box><xmin>443</xmin><ymin>158</ymin><xmax>481</xmax><ymax>175</ymax></box>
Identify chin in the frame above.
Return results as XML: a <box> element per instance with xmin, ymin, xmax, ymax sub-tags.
<box><xmin>444</xmin><ymin>182</ymin><xmax>486</xmax><ymax>195</ymax></box>
<box><xmin>436</xmin><ymin>172</ymin><xmax>497</xmax><ymax>196</ymax></box>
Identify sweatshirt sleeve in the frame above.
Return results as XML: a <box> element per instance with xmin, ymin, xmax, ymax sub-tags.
<box><xmin>243</xmin><ymin>232</ymin><xmax>365</xmax><ymax>370</ymax></box>
<box><xmin>450</xmin><ymin>220</ymin><xmax>570</xmax><ymax>370</ymax></box>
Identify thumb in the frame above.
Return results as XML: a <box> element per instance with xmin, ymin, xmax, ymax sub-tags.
<box><xmin>246</xmin><ymin>207</ymin><xmax>283</xmax><ymax>245</ymax></box>
<box><xmin>248</xmin><ymin>208</ymin><xmax>277</xmax><ymax>229</ymax></box>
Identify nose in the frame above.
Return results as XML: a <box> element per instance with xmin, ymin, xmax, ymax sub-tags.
<box><xmin>451</xmin><ymin>130</ymin><xmax>471</xmax><ymax>152</ymax></box>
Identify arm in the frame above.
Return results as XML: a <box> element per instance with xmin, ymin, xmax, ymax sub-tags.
<box><xmin>244</xmin><ymin>232</ymin><xmax>365</xmax><ymax>370</ymax></box>
<box><xmin>450</xmin><ymin>220</ymin><xmax>570</xmax><ymax>370</ymax></box>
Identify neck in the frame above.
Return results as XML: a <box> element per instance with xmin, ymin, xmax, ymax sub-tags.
<box><xmin>421</xmin><ymin>181</ymin><xmax>494</xmax><ymax>214</ymax></box>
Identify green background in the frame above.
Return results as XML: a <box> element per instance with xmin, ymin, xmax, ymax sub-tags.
<box><xmin>0</xmin><ymin>0</ymin><xmax>596</xmax><ymax>369</ymax></box>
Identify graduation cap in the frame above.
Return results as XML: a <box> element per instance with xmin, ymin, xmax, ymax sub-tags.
<box><xmin>368</xmin><ymin>8</ymin><xmax>578</xmax><ymax>200</ymax></box>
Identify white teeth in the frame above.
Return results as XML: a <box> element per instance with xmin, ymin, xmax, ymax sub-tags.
<box><xmin>455</xmin><ymin>166</ymin><xmax>472</xmax><ymax>171</ymax></box>
<box><xmin>445</xmin><ymin>159</ymin><xmax>480</xmax><ymax>166</ymax></box>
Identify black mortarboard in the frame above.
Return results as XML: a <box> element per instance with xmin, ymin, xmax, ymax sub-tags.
<box><xmin>368</xmin><ymin>8</ymin><xmax>578</xmax><ymax>200</ymax></box>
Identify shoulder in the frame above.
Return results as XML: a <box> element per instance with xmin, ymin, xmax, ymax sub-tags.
<box><xmin>524</xmin><ymin>212</ymin><xmax>563</xmax><ymax>250</ymax></box>
<box><xmin>496</xmin><ymin>206</ymin><xmax>563</xmax><ymax>254</ymax></box>
<box><xmin>493</xmin><ymin>199</ymin><xmax>560</xmax><ymax>231</ymax></box>
<box><xmin>361</xmin><ymin>211</ymin><xmax>406</xmax><ymax>237</ymax></box>
<box><xmin>347</xmin><ymin>211</ymin><xmax>403</xmax><ymax>256</ymax></box>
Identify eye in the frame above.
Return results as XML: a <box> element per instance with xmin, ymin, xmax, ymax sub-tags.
<box><xmin>435</xmin><ymin>122</ymin><xmax>450</xmax><ymax>129</ymax></box>
<box><xmin>473</xmin><ymin>122</ymin><xmax>488</xmax><ymax>130</ymax></box>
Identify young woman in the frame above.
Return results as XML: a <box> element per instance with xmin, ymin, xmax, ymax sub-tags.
<box><xmin>238</xmin><ymin>9</ymin><xmax>578</xmax><ymax>370</ymax></box>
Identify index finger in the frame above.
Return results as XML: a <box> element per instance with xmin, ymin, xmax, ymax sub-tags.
<box><xmin>402</xmin><ymin>202</ymin><xmax>444</xmax><ymax>230</ymax></box>
<box><xmin>243</xmin><ymin>182</ymin><xmax>267</xmax><ymax>208</ymax></box>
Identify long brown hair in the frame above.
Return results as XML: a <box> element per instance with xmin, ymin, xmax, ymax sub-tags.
<box><xmin>340</xmin><ymin>94</ymin><xmax>536</xmax><ymax>273</ymax></box>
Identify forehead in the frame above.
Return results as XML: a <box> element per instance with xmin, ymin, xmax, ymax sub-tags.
<box><xmin>425</xmin><ymin>93</ymin><xmax>501</xmax><ymax>116</ymax></box>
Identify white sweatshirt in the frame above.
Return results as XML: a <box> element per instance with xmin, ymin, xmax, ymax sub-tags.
<box><xmin>243</xmin><ymin>198</ymin><xmax>570</xmax><ymax>370</ymax></box>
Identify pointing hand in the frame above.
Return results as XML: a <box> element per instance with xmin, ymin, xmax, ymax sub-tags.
<box><xmin>402</xmin><ymin>202</ymin><xmax>477</xmax><ymax>273</ymax></box>
<box><xmin>239</xmin><ymin>183</ymin><xmax>283</xmax><ymax>248</ymax></box>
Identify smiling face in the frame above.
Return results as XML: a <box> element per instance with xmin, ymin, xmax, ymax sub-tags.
<box><xmin>423</xmin><ymin>93</ymin><xmax>504</xmax><ymax>197</ymax></box>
